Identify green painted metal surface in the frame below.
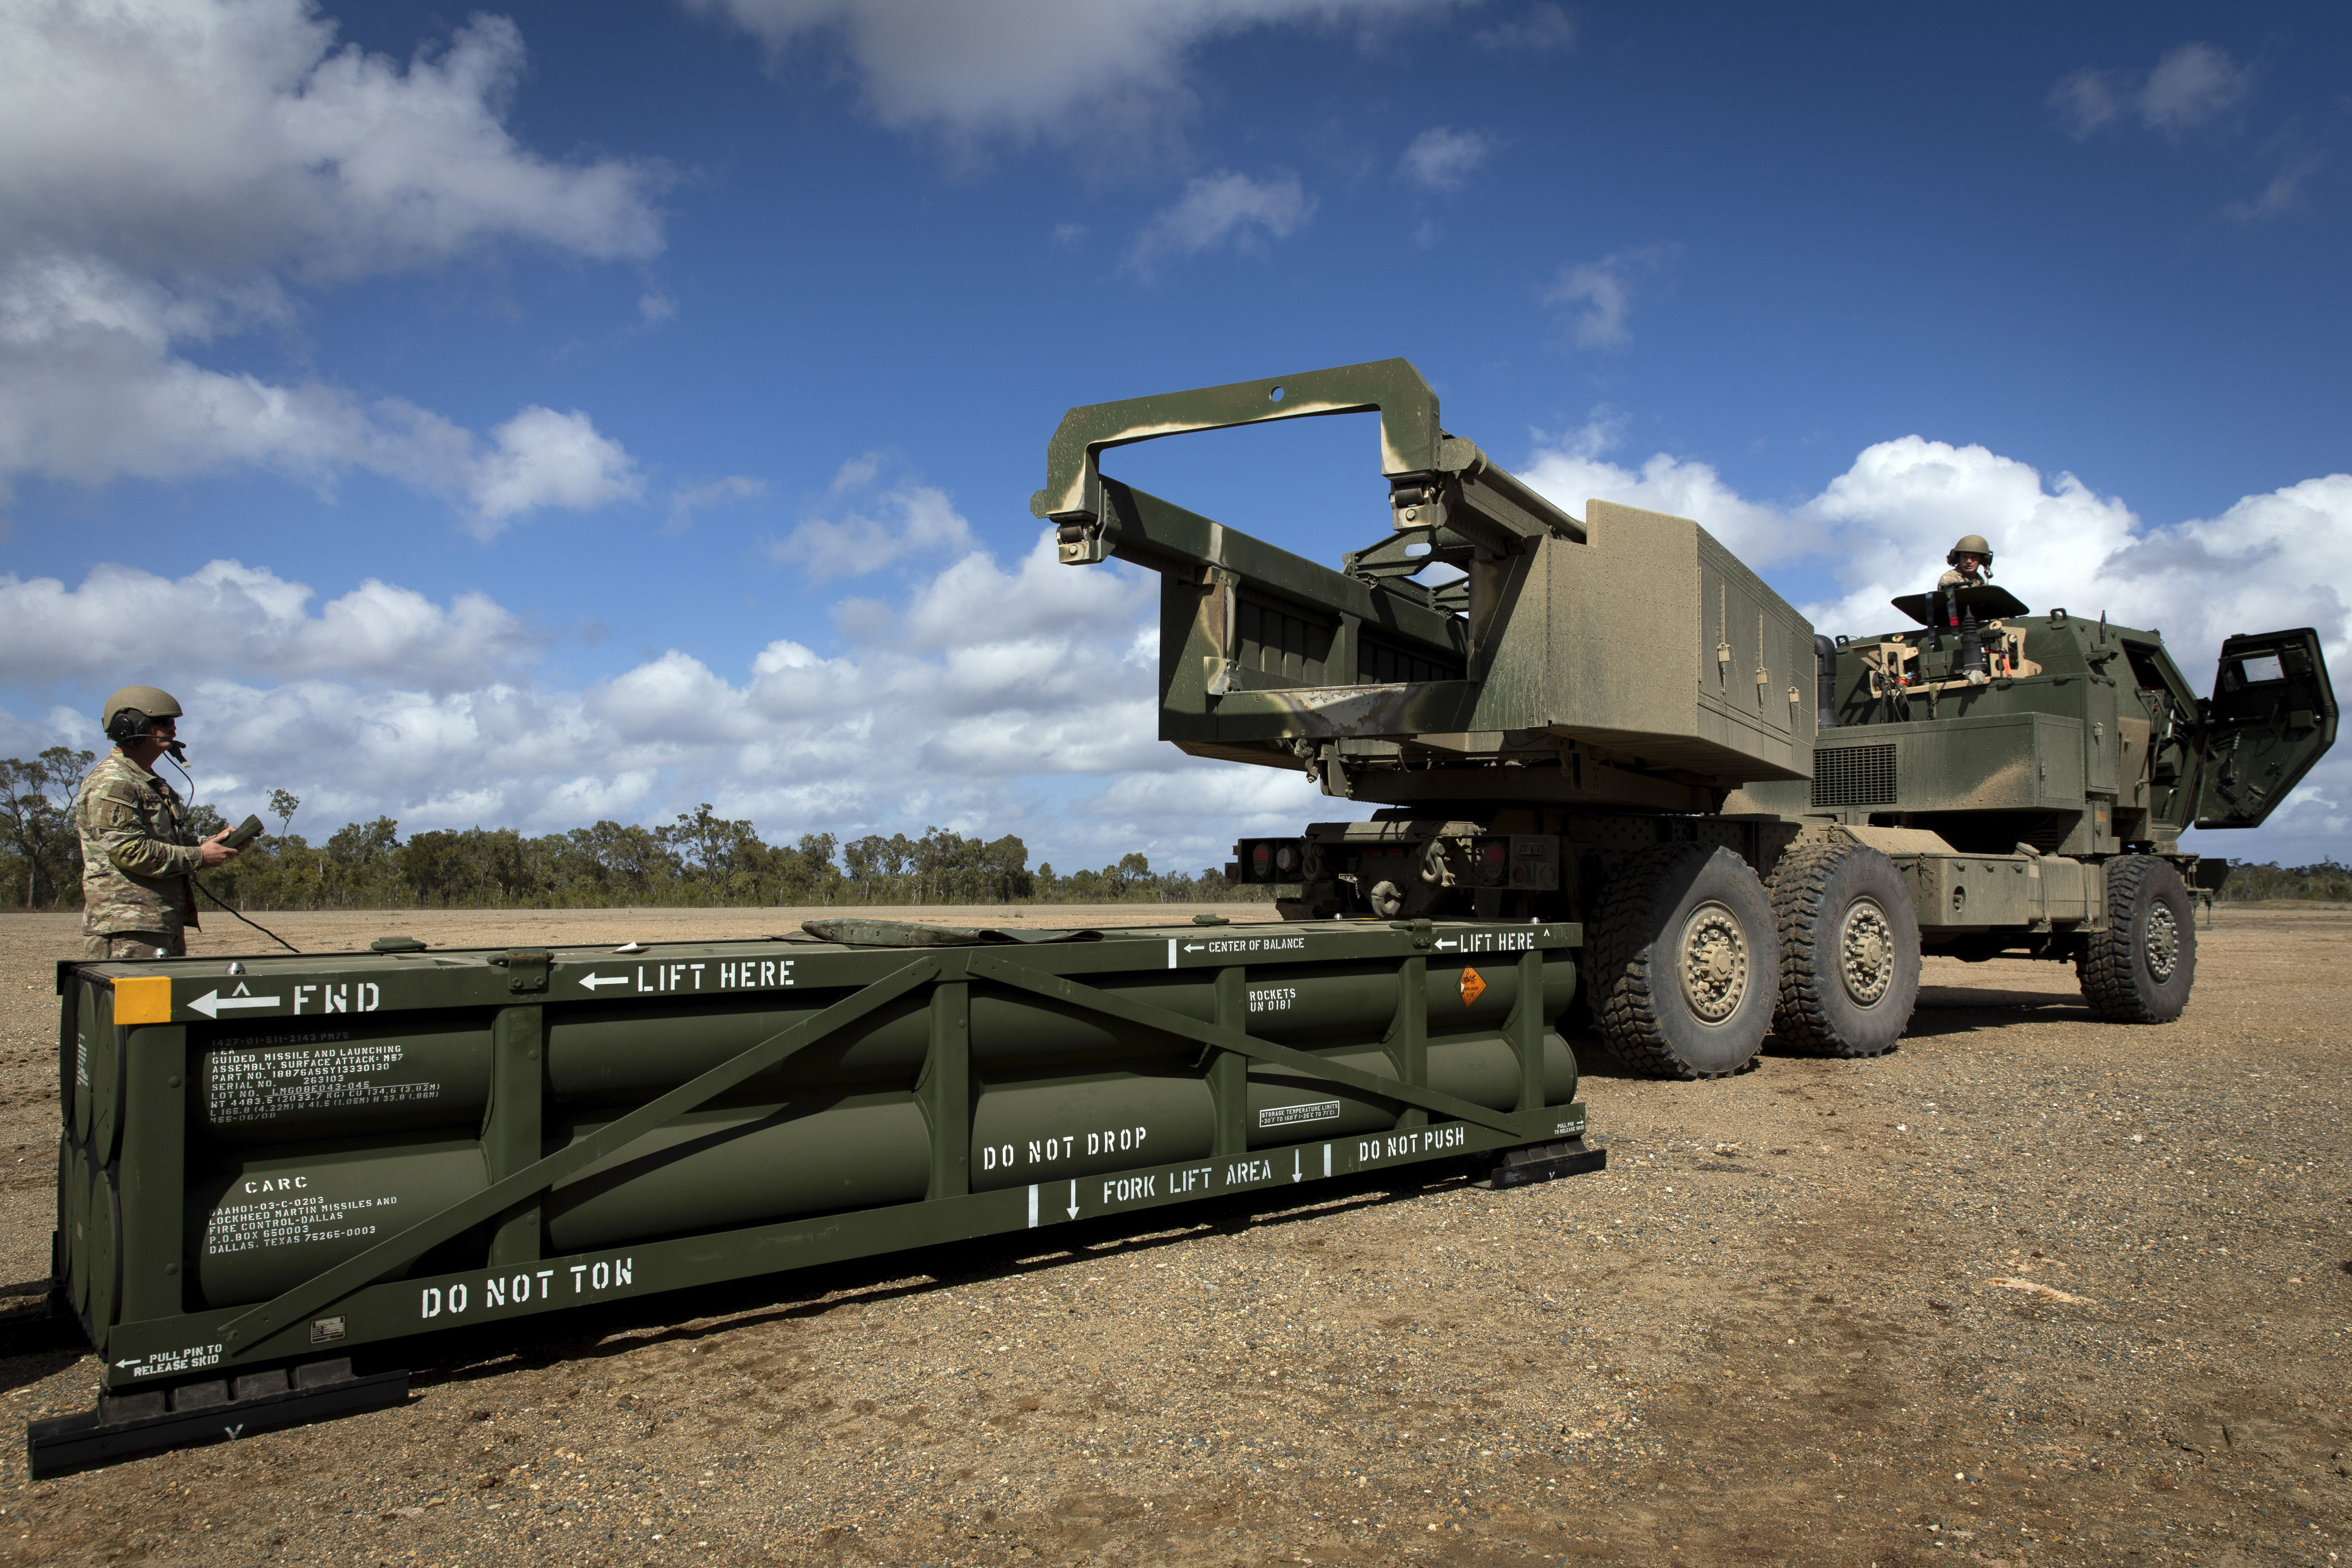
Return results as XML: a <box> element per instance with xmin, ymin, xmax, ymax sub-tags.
<box><xmin>50</xmin><ymin>919</ymin><xmax>1591</xmax><ymax>1392</ymax></box>
<box><xmin>1786</xmin><ymin>614</ymin><xmax>2338</xmax><ymax>855</ymax></box>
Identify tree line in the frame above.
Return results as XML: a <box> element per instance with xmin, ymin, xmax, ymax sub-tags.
<box><xmin>2206</xmin><ymin>858</ymin><xmax>2352</xmax><ymax>904</ymax></box>
<box><xmin>0</xmin><ymin>751</ymin><xmax>1261</xmax><ymax>911</ymax></box>
<box><xmin>11</xmin><ymin>748</ymin><xmax>2349</xmax><ymax>912</ymax></box>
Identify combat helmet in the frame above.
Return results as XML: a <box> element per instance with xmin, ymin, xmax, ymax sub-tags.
<box><xmin>101</xmin><ymin>685</ymin><xmax>183</xmax><ymax>744</ymax></box>
<box><xmin>1946</xmin><ymin>534</ymin><xmax>1994</xmax><ymax>572</ymax></box>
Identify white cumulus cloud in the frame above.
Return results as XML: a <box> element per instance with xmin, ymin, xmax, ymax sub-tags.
<box><xmin>767</xmin><ymin>463</ymin><xmax>978</xmax><ymax>580</ymax></box>
<box><xmin>1080</xmin><ymin>765</ymin><xmax>1338</xmax><ymax>847</ymax></box>
<box><xmin>1397</xmin><ymin>126</ymin><xmax>1494</xmax><ymax>191</ymax></box>
<box><xmin>2050</xmin><ymin>43</ymin><xmax>2254</xmax><ymax>140</ymax></box>
<box><xmin>2226</xmin><ymin>150</ymin><xmax>2324</xmax><ymax>223</ymax></box>
<box><xmin>1518</xmin><ymin>415</ymin><xmax>1791</xmax><ymax>566</ymax></box>
<box><xmin>0</xmin><ymin>0</ymin><xmax>663</xmax><ymax>525</ymax></box>
<box><xmin>1540</xmin><ymin>246</ymin><xmax>1674</xmax><ymax>349</ymax></box>
<box><xmin>0</xmin><ymin>4</ymin><xmax>664</xmax><ymax>276</ymax></box>
<box><xmin>0</xmin><ymin>559</ymin><xmax>540</xmax><ymax>693</ymax></box>
<box><xmin>0</xmin><ymin>519</ymin><xmax>1227</xmax><ymax>866</ymax></box>
<box><xmin>686</xmin><ymin>0</ymin><xmax>1453</xmax><ymax>152</ymax></box>
<box><xmin>2137</xmin><ymin>43</ymin><xmax>2256</xmax><ymax>135</ymax></box>
<box><xmin>1128</xmin><ymin>169</ymin><xmax>1314</xmax><ymax>277</ymax></box>
<box><xmin>466</xmin><ymin>408</ymin><xmax>644</xmax><ymax>538</ymax></box>
<box><xmin>667</xmin><ymin>474</ymin><xmax>769</xmax><ymax>534</ymax></box>
<box><xmin>1473</xmin><ymin>2</ymin><xmax>1573</xmax><ymax>52</ymax></box>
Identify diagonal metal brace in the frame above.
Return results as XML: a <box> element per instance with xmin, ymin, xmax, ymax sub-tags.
<box><xmin>965</xmin><ymin>955</ymin><xmax>1538</xmax><ymax>1140</ymax></box>
<box><xmin>216</xmin><ymin>955</ymin><xmax>943</xmax><ymax>1358</ymax></box>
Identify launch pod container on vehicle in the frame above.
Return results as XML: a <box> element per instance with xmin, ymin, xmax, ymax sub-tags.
<box><xmin>35</xmin><ymin>916</ymin><xmax>1597</xmax><ymax>1474</ymax></box>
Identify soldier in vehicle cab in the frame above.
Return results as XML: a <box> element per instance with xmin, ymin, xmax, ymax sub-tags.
<box><xmin>1938</xmin><ymin>534</ymin><xmax>1994</xmax><ymax>589</ymax></box>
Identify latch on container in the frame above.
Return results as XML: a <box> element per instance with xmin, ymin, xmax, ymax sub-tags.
<box><xmin>491</xmin><ymin>949</ymin><xmax>551</xmax><ymax>992</ymax></box>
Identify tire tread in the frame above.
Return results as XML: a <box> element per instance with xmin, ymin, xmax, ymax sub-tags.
<box><xmin>2077</xmin><ymin>855</ymin><xmax>2194</xmax><ymax>1022</ymax></box>
<box><xmin>1767</xmin><ymin>841</ymin><xmax>1893</xmax><ymax>1057</ymax></box>
<box><xmin>1589</xmin><ymin>844</ymin><xmax>1749</xmax><ymax>1079</ymax></box>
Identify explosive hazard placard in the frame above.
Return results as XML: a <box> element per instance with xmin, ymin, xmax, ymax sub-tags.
<box><xmin>1459</xmin><ymin>967</ymin><xmax>1486</xmax><ymax>1006</ymax></box>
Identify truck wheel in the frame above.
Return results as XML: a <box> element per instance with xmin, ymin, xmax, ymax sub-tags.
<box><xmin>2077</xmin><ymin>856</ymin><xmax>2196</xmax><ymax>1022</ymax></box>
<box><xmin>1768</xmin><ymin>841</ymin><xmax>1920</xmax><ymax>1057</ymax></box>
<box><xmin>1589</xmin><ymin>844</ymin><xmax>1779</xmax><ymax>1079</ymax></box>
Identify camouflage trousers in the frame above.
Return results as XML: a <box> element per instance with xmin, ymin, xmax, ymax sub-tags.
<box><xmin>84</xmin><ymin>930</ymin><xmax>184</xmax><ymax>960</ymax></box>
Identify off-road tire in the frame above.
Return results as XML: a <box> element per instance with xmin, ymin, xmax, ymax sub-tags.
<box><xmin>2077</xmin><ymin>856</ymin><xmax>2196</xmax><ymax>1022</ymax></box>
<box><xmin>1588</xmin><ymin>844</ymin><xmax>1779</xmax><ymax>1079</ymax></box>
<box><xmin>1767</xmin><ymin>840</ymin><xmax>1920</xmax><ymax>1057</ymax></box>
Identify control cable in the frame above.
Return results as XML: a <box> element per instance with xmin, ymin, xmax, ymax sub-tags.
<box><xmin>192</xmin><ymin>877</ymin><xmax>304</xmax><ymax>956</ymax></box>
<box><xmin>161</xmin><ymin>748</ymin><xmax>305</xmax><ymax>956</ymax></box>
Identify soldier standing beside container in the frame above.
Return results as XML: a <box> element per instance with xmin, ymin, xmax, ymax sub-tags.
<box><xmin>75</xmin><ymin>685</ymin><xmax>241</xmax><ymax>959</ymax></box>
<box><xmin>1938</xmin><ymin>534</ymin><xmax>1994</xmax><ymax>588</ymax></box>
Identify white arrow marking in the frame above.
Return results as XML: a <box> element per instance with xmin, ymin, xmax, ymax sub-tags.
<box><xmin>577</xmin><ymin>972</ymin><xmax>629</xmax><ymax>991</ymax></box>
<box><xmin>114</xmin><ymin>1357</ymin><xmax>141</xmax><ymax>1369</ymax></box>
<box><xmin>1066</xmin><ymin>1180</ymin><xmax>1080</xmax><ymax>1220</ymax></box>
<box><xmin>1434</xmin><ymin>939</ymin><xmax>1459</xmax><ymax>950</ymax></box>
<box><xmin>1292</xmin><ymin>1149</ymin><xmax>1303</xmax><ymax>1183</ymax></box>
<box><xmin>1183</xmin><ymin>943</ymin><xmax>1208</xmax><ymax>953</ymax></box>
<box><xmin>187</xmin><ymin>989</ymin><xmax>281</xmax><ymax>1019</ymax></box>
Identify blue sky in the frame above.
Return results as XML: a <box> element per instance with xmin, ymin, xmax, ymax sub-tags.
<box><xmin>3</xmin><ymin>0</ymin><xmax>2347</xmax><ymax>874</ymax></box>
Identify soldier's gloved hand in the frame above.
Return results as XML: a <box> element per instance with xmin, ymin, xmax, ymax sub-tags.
<box><xmin>199</xmin><ymin>828</ymin><xmax>242</xmax><ymax>867</ymax></box>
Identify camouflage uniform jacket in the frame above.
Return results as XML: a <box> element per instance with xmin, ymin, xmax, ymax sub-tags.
<box><xmin>75</xmin><ymin>749</ymin><xmax>202</xmax><ymax>939</ymax></box>
<box><xmin>1936</xmin><ymin>566</ymin><xmax>1985</xmax><ymax>588</ymax></box>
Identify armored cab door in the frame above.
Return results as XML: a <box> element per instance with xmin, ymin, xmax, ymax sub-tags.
<box><xmin>2191</xmin><ymin>629</ymin><xmax>2339</xmax><ymax>829</ymax></box>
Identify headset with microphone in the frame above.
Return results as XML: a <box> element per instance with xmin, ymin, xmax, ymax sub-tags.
<box><xmin>104</xmin><ymin>704</ymin><xmax>187</xmax><ymax>764</ymax></box>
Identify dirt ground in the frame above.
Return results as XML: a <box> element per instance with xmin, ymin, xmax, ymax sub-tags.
<box><xmin>1</xmin><ymin>902</ymin><xmax>2346</xmax><ymax>1568</ymax></box>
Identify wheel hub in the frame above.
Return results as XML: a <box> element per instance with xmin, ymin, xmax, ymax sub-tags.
<box><xmin>1679</xmin><ymin>901</ymin><xmax>1749</xmax><ymax>1024</ymax></box>
<box><xmin>2146</xmin><ymin>901</ymin><xmax>2179</xmax><ymax>980</ymax></box>
<box><xmin>1840</xmin><ymin>899</ymin><xmax>1895</xmax><ymax>1006</ymax></box>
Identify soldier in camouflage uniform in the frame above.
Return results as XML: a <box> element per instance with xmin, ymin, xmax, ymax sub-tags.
<box><xmin>1938</xmin><ymin>533</ymin><xmax>1994</xmax><ymax>589</ymax></box>
<box><xmin>76</xmin><ymin>686</ymin><xmax>242</xmax><ymax>959</ymax></box>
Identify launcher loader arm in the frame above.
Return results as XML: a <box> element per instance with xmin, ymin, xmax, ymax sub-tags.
<box><xmin>1033</xmin><ymin>357</ymin><xmax>1584</xmax><ymax>567</ymax></box>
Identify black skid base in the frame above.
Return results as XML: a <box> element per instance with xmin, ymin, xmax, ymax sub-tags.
<box><xmin>1472</xmin><ymin>1136</ymin><xmax>1608</xmax><ymax>1189</ymax></box>
<box><xmin>28</xmin><ymin>1362</ymin><xmax>408</xmax><ymax>1478</ymax></box>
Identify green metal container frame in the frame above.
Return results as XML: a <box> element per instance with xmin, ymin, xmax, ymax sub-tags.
<box><xmin>48</xmin><ymin>919</ymin><xmax>1593</xmax><ymax>1427</ymax></box>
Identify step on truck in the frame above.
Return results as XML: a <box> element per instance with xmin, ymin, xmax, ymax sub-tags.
<box><xmin>1037</xmin><ymin>358</ymin><xmax>2338</xmax><ymax>1075</ymax></box>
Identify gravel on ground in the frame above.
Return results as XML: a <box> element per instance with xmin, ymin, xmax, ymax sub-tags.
<box><xmin>0</xmin><ymin>902</ymin><xmax>2345</xmax><ymax>1567</ymax></box>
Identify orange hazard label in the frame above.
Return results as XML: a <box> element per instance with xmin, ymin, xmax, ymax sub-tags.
<box><xmin>1459</xmin><ymin>967</ymin><xmax>1486</xmax><ymax>1006</ymax></box>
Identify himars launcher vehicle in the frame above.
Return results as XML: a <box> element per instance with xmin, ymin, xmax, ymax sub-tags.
<box><xmin>1038</xmin><ymin>359</ymin><xmax>2339</xmax><ymax>1077</ymax></box>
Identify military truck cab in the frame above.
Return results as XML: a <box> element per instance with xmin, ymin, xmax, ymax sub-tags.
<box><xmin>1786</xmin><ymin>599</ymin><xmax>2333</xmax><ymax>852</ymax></box>
<box><xmin>1733</xmin><ymin>597</ymin><xmax>2336</xmax><ymax>1026</ymax></box>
